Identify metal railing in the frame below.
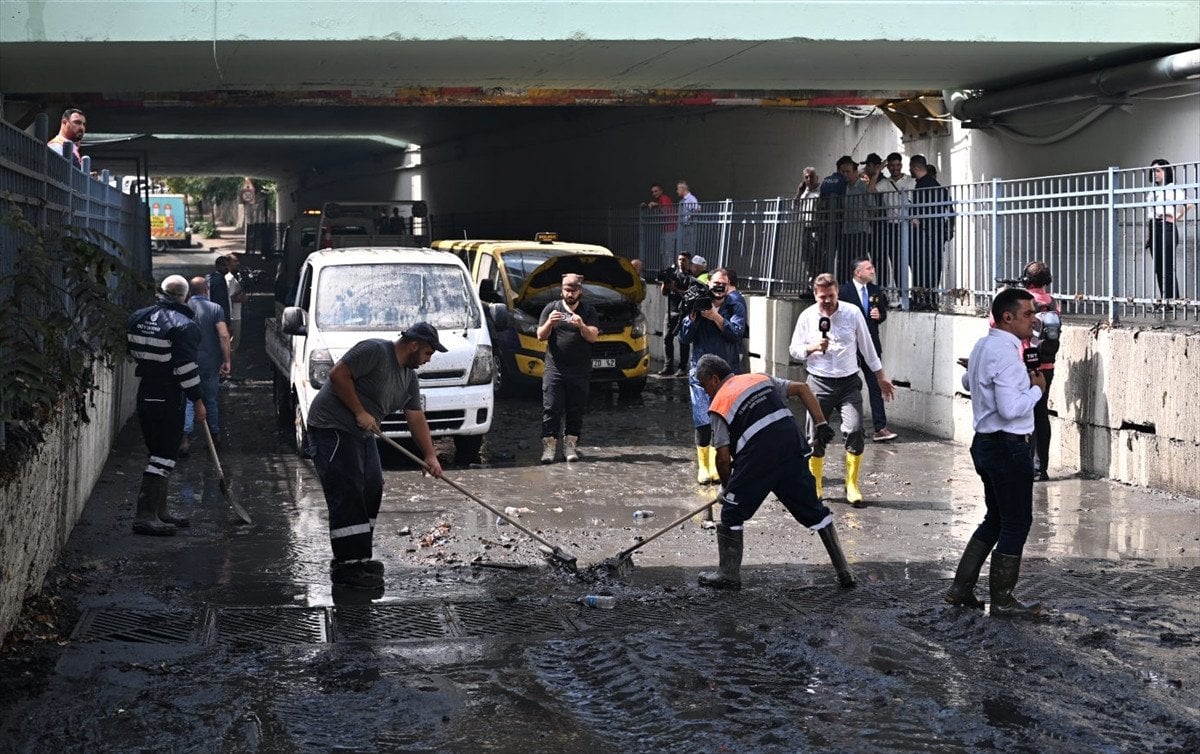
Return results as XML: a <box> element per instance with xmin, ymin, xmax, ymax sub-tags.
<box><xmin>632</xmin><ymin>163</ymin><xmax>1199</xmax><ymax>323</ymax></box>
<box><xmin>1</xmin><ymin>111</ymin><xmax>151</xmax><ymax>446</ymax></box>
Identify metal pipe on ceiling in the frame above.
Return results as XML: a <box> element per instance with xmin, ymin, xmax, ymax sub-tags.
<box><xmin>947</xmin><ymin>48</ymin><xmax>1200</xmax><ymax>122</ymax></box>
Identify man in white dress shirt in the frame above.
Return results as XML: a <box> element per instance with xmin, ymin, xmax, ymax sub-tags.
<box><xmin>945</xmin><ymin>287</ymin><xmax>1046</xmax><ymax>618</ymax></box>
<box><xmin>789</xmin><ymin>273</ymin><xmax>895</xmax><ymax>507</ymax></box>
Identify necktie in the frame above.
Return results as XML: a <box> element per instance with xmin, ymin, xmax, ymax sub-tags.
<box><xmin>861</xmin><ymin>285</ymin><xmax>869</xmax><ymax>312</ymax></box>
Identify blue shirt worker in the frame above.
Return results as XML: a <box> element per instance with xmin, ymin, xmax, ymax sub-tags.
<box><xmin>678</xmin><ymin>268</ymin><xmax>747</xmax><ymax>485</ymax></box>
<box><xmin>693</xmin><ymin>354</ymin><xmax>852</xmax><ymax>590</ymax></box>
<box><xmin>945</xmin><ymin>288</ymin><xmax>1046</xmax><ymax>618</ymax></box>
<box><xmin>180</xmin><ymin>276</ymin><xmax>231</xmax><ymax>457</ymax></box>
<box><xmin>125</xmin><ymin>275</ymin><xmax>206</xmax><ymax>536</ymax></box>
<box><xmin>305</xmin><ymin>324</ymin><xmax>446</xmax><ymax>591</ymax></box>
<box><xmin>789</xmin><ymin>273</ymin><xmax>895</xmax><ymax>507</ymax></box>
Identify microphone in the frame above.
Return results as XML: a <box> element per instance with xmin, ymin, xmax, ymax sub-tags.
<box><xmin>818</xmin><ymin>316</ymin><xmax>831</xmax><ymax>341</ymax></box>
<box><xmin>1023</xmin><ymin>346</ymin><xmax>1041</xmax><ymax>371</ymax></box>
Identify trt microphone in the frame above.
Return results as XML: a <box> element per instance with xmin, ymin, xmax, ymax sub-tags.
<box><xmin>818</xmin><ymin>316</ymin><xmax>831</xmax><ymax>340</ymax></box>
<box><xmin>1023</xmin><ymin>346</ymin><xmax>1041</xmax><ymax>371</ymax></box>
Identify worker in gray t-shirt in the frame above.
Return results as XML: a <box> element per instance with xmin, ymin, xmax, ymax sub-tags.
<box><xmin>306</xmin><ymin>323</ymin><xmax>446</xmax><ymax>590</ymax></box>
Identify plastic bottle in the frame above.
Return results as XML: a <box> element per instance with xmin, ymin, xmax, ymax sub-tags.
<box><xmin>633</xmin><ymin>510</ymin><xmax>655</xmax><ymax>519</ymax></box>
<box><xmin>578</xmin><ymin>595</ymin><xmax>616</xmax><ymax>609</ymax></box>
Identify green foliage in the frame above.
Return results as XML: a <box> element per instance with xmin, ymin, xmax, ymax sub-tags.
<box><xmin>158</xmin><ymin>176</ymin><xmax>277</xmax><ymax>220</ymax></box>
<box><xmin>0</xmin><ymin>205</ymin><xmax>149</xmax><ymax>467</ymax></box>
<box><xmin>192</xmin><ymin>219</ymin><xmax>219</xmax><ymax>238</ymax></box>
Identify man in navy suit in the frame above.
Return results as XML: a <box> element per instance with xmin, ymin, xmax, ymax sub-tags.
<box><xmin>840</xmin><ymin>258</ymin><xmax>898</xmax><ymax>442</ymax></box>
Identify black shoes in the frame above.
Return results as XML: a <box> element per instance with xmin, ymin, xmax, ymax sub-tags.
<box><xmin>330</xmin><ymin>560</ymin><xmax>385</xmax><ymax>589</ymax></box>
<box><xmin>657</xmin><ymin>363</ymin><xmax>675</xmax><ymax>376</ymax></box>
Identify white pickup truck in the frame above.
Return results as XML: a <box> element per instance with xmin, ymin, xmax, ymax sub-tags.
<box><xmin>266</xmin><ymin>247</ymin><xmax>503</xmax><ymax>464</ymax></box>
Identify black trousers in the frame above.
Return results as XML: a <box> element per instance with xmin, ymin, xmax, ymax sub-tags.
<box><xmin>1150</xmin><ymin>219</ymin><xmax>1178</xmax><ymax>299</ymax></box>
<box><xmin>542</xmin><ymin>368</ymin><xmax>590</xmax><ymax>438</ymax></box>
<box><xmin>137</xmin><ymin>380</ymin><xmax>185</xmax><ymax>478</ymax></box>
<box><xmin>1032</xmin><ymin>370</ymin><xmax>1054</xmax><ymax>473</ymax></box>
<box><xmin>308</xmin><ymin>427</ymin><xmax>384</xmax><ymax>563</ymax></box>
<box><xmin>663</xmin><ymin>305</ymin><xmax>688</xmax><ymax>366</ymax></box>
<box><xmin>969</xmin><ymin>433</ymin><xmax>1034</xmax><ymax>556</ymax></box>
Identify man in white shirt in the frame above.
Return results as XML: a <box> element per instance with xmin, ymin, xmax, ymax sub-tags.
<box><xmin>946</xmin><ymin>287</ymin><xmax>1046</xmax><ymax>618</ymax></box>
<box><xmin>789</xmin><ymin>273</ymin><xmax>895</xmax><ymax>507</ymax></box>
<box><xmin>873</xmin><ymin>152</ymin><xmax>916</xmax><ymax>290</ymax></box>
<box><xmin>676</xmin><ymin>180</ymin><xmax>699</xmax><ymax>253</ymax></box>
<box><xmin>224</xmin><ymin>253</ymin><xmax>246</xmax><ymax>372</ymax></box>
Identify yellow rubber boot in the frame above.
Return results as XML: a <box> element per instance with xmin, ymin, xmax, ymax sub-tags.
<box><xmin>808</xmin><ymin>456</ymin><xmax>824</xmax><ymax>499</ymax></box>
<box><xmin>705</xmin><ymin>446</ymin><xmax>721</xmax><ymax>484</ymax></box>
<box><xmin>696</xmin><ymin>446</ymin><xmax>712</xmax><ymax>484</ymax></box>
<box><xmin>845</xmin><ymin>452</ymin><xmax>864</xmax><ymax>506</ymax></box>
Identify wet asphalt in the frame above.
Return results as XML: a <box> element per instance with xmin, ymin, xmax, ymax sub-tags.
<box><xmin>0</xmin><ymin>247</ymin><xmax>1198</xmax><ymax>753</ymax></box>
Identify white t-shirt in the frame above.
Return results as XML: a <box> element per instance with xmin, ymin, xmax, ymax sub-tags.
<box><xmin>876</xmin><ymin>172</ymin><xmax>916</xmax><ymax>221</ymax></box>
<box><xmin>1147</xmin><ymin>185</ymin><xmax>1186</xmax><ymax>221</ymax></box>
<box><xmin>225</xmin><ymin>272</ymin><xmax>243</xmax><ymax>321</ymax></box>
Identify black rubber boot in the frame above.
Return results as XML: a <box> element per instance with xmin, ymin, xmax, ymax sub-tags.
<box><xmin>698</xmin><ymin>525</ymin><xmax>742</xmax><ymax>589</ymax></box>
<box><xmin>330</xmin><ymin>560</ymin><xmax>384</xmax><ymax>589</ymax></box>
<box><xmin>132</xmin><ymin>474</ymin><xmax>175</xmax><ymax>536</ymax></box>
<box><xmin>818</xmin><ymin>524</ymin><xmax>856</xmax><ymax>588</ymax></box>
<box><xmin>153</xmin><ymin>474</ymin><xmax>190</xmax><ymax>528</ymax></box>
<box><xmin>989</xmin><ymin>553</ymin><xmax>1042</xmax><ymax>619</ymax></box>
<box><xmin>944</xmin><ymin>538</ymin><xmax>991</xmax><ymax>609</ymax></box>
<box><xmin>330</xmin><ymin>558</ymin><xmax>384</xmax><ymax>575</ymax></box>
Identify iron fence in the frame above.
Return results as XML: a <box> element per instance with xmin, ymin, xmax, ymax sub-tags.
<box><xmin>1</xmin><ymin>112</ymin><xmax>151</xmax><ymax>446</ymax></box>
<box><xmin>631</xmin><ymin>163</ymin><xmax>1198</xmax><ymax>323</ymax></box>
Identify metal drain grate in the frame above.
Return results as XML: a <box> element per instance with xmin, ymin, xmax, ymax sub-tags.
<box><xmin>212</xmin><ymin>607</ymin><xmax>329</xmax><ymax>645</ymax></box>
<box><xmin>684</xmin><ymin>593</ymin><xmax>801</xmax><ymax>625</ymax></box>
<box><xmin>71</xmin><ymin>610</ymin><xmax>199</xmax><ymax>644</ymax></box>
<box><xmin>785</xmin><ymin>584</ymin><xmax>895</xmax><ymax>612</ymax></box>
<box><xmin>1140</xmin><ymin>568</ymin><xmax>1200</xmax><ymax>593</ymax></box>
<box><xmin>447</xmin><ymin>601</ymin><xmax>572</xmax><ymax>637</ymax></box>
<box><xmin>570</xmin><ymin>600</ymin><xmax>683</xmax><ymax>631</ymax></box>
<box><xmin>332</xmin><ymin>603</ymin><xmax>451</xmax><ymax>642</ymax></box>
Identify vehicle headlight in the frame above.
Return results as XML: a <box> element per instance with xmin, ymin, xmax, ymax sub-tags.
<box><xmin>630</xmin><ymin>312</ymin><xmax>647</xmax><ymax>339</ymax></box>
<box><xmin>468</xmin><ymin>344</ymin><xmax>494</xmax><ymax>385</ymax></box>
<box><xmin>309</xmin><ymin>348</ymin><xmax>334</xmax><ymax>388</ymax></box>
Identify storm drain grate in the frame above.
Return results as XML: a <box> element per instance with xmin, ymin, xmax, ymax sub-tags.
<box><xmin>212</xmin><ymin>607</ymin><xmax>329</xmax><ymax>645</ymax></box>
<box><xmin>71</xmin><ymin>610</ymin><xmax>199</xmax><ymax>644</ymax></box>
<box><xmin>332</xmin><ymin>603</ymin><xmax>451</xmax><ymax>642</ymax></box>
<box><xmin>570</xmin><ymin>600</ymin><xmax>683</xmax><ymax>631</ymax></box>
<box><xmin>887</xmin><ymin>580</ymin><xmax>953</xmax><ymax>602</ymax></box>
<box><xmin>447</xmin><ymin>600</ymin><xmax>573</xmax><ymax>637</ymax></box>
<box><xmin>785</xmin><ymin>584</ymin><xmax>894</xmax><ymax>612</ymax></box>
<box><xmin>684</xmin><ymin>593</ymin><xmax>801</xmax><ymax>626</ymax></box>
<box><xmin>1143</xmin><ymin>568</ymin><xmax>1200</xmax><ymax>593</ymax></box>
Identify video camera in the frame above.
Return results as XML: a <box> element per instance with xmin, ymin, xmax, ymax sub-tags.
<box><xmin>680</xmin><ymin>280</ymin><xmax>720</xmax><ymax>316</ymax></box>
<box><xmin>655</xmin><ymin>267</ymin><xmax>689</xmax><ymax>287</ymax></box>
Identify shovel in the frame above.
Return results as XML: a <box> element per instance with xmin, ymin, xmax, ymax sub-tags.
<box><xmin>595</xmin><ymin>498</ymin><xmax>718</xmax><ymax>577</ymax></box>
<box><xmin>372</xmin><ymin>430</ymin><xmax>578</xmax><ymax>570</ymax></box>
<box><xmin>200</xmin><ymin>422</ymin><xmax>253</xmax><ymax>524</ymax></box>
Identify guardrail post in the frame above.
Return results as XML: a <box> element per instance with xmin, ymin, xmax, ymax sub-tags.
<box><xmin>990</xmin><ymin>178</ymin><xmax>1003</xmax><ymax>297</ymax></box>
<box><xmin>716</xmin><ymin>198</ymin><xmax>732</xmax><ymax>269</ymax></box>
<box><xmin>899</xmin><ymin>194</ymin><xmax>911</xmax><ymax>310</ymax></box>
<box><xmin>35</xmin><ymin>113</ymin><xmax>49</xmax><ymax>233</ymax></box>
<box><xmin>765</xmin><ymin>197</ymin><xmax>780</xmax><ymax>298</ymax></box>
<box><xmin>1106</xmin><ymin>166</ymin><xmax>1120</xmax><ymax>324</ymax></box>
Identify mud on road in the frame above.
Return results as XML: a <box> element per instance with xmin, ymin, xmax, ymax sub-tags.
<box><xmin>2</xmin><ymin>280</ymin><xmax>1198</xmax><ymax>752</ymax></box>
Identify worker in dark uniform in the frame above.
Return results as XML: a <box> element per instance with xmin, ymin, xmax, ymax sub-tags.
<box><xmin>126</xmin><ymin>274</ymin><xmax>206</xmax><ymax>536</ymax></box>
<box><xmin>693</xmin><ymin>354</ymin><xmax>855</xmax><ymax>590</ymax></box>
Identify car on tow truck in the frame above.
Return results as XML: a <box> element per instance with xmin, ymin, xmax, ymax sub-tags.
<box><xmin>432</xmin><ymin>233</ymin><xmax>649</xmax><ymax>396</ymax></box>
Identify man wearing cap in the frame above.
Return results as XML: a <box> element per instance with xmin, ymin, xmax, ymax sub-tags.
<box><xmin>691</xmin><ymin>255</ymin><xmax>710</xmax><ymax>283</ymax></box>
<box><xmin>305</xmin><ymin>323</ymin><xmax>446</xmax><ymax>590</ymax></box>
<box><xmin>126</xmin><ymin>275</ymin><xmax>207</xmax><ymax>536</ymax></box>
<box><xmin>536</xmin><ymin>273</ymin><xmax>600</xmax><ymax>463</ymax></box>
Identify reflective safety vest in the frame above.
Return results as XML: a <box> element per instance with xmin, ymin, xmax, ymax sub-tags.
<box><xmin>126</xmin><ymin>296</ymin><xmax>204</xmax><ymax>399</ymax></box>
<box><xmin>708</xmin><ymin>373</ymin><xmax>794</xmax><ymax>456</ymax></box>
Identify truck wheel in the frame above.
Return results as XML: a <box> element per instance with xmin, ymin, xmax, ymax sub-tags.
<box><xmin>152</xmin><ymin>240</ymin><xmax>167</xmax><ymax>253</ymax></box>
<box><xmin>618</xmin><ymin>377</ymin><xmax>647</xmax><ymax>398</ymax></box>
<box><xmin>493</xmin><ymin>352</ymin><xmax>515</xmax><ymax>397</ymax></box>
<box><xmin>293</xmin><ymin>402</ymin><xmax>309</xmax><ymax>458</ymax></box>
<box><xmin>454</xmin><ymin>435</ymin><xmax>483</xmax><ymax>466</ymax></box>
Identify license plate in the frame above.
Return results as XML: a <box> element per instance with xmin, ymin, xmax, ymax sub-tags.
<box><xmin>593</xmin><ymin>358</ymin><xmax>616</xmax><ymax>369</ymax></box>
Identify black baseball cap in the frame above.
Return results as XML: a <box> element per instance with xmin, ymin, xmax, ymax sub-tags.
<box><xmin>862</xmin><ymin>152</ymin><xmax>883</xmax><ymax>165</ymax></box>
<box><xmin>401</xmin><ymin>322</ymin><xmax>447</xmax><ymax>352</ymax></box>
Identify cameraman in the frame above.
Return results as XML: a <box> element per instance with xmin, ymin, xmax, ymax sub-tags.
<box><xmin>679</xmin><ymin>268</ymin><xmax>748</xmax><ymax>485</ymax></box>
<box><xmin>657</xmin><ymin>252</ymin><xmax>694</xmax><ymax>376</ymax></box>
<box><xmin>1021</xmin><ymin>261</ymin><xmax>1060</xmax><ymax>481</ymax></box>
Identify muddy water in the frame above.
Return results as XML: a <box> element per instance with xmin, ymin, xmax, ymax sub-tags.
<box><xmin>2</xmin><ymin>268</ymin><xmax>1198</xmax><ymax>752</ymax></box>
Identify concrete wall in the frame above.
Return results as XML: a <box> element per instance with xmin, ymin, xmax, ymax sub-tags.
<box><xmin>0</xmin><ymin>361</ymin><xmax>137</xmax><ymax>642</ymax></box>
<box><xmin>642</xmin><ymin>291</ymin><xmax>1200</xmax><ymax>497</ymax></box>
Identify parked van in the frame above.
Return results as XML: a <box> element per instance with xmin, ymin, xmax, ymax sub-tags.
<box><xmin>432</xmin><ymin>234</ymin><xmax>649</xmax><ymax>396</ymax></box>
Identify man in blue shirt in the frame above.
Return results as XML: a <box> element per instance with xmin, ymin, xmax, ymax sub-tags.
<box><xmin>180</xmin><ymin>276</ymin><xmax>231</xmax><ymax>456</ymax></box>
<box><xmin>946</xmin><ymin>288</ymin><xmax>1046</xmax><ymax>618</ymax></box>
<box><xmin>679</xmin><ymin>268</ymin><xmax>747</xmax><ymax>486</ymax></box>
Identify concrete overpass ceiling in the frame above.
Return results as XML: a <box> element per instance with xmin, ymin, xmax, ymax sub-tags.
<box><xmin>3</xmin><ymin>1</ymin><xmax>1196</xmax><ymax>178</ymax></box>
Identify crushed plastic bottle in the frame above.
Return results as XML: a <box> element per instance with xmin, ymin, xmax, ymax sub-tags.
<box><xmin>633</xmin><ymin>510</ymin><xmax>655</xmax><ymax>519</ymax></box>
<box><xmin>578</xmin><ymin>595</ymin><xmax>616</xmax><ymax>609</ymax></box>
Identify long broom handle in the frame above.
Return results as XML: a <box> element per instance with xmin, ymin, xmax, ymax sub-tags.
<box><xmin>616</xmin><ymin>498</ymin><xmax>717</xmax><ymax>560</ymax></box>
<box><xmin>372</xmin><ymin>430</ymin><xmax>563</xmax><ymax>552</ymax></box>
